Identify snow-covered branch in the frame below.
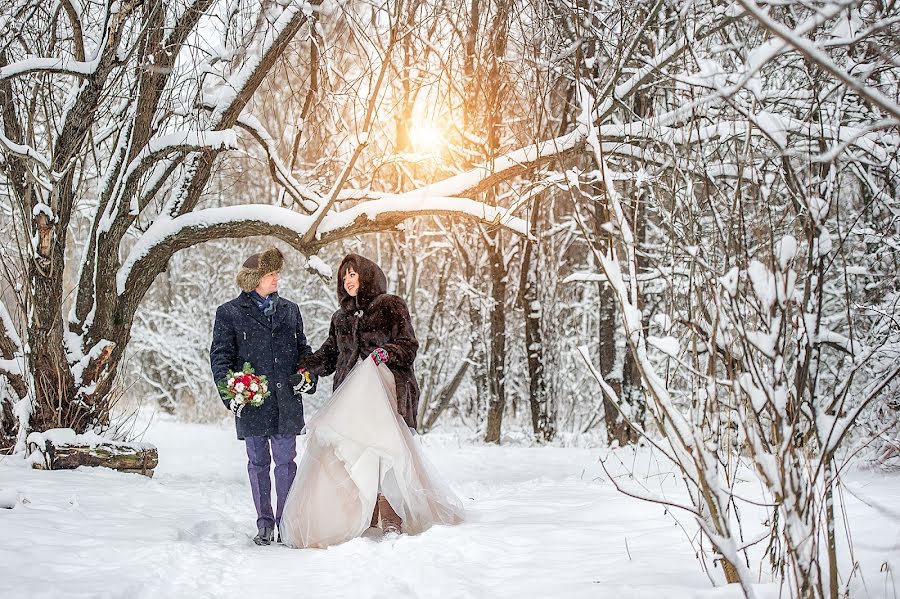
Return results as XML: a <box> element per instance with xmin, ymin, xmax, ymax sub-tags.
<box><xmin>121</xmin><ymin>130</ymin><xmax>240</xmax><ymax>189</ymax></box>
<box><xmin>343</xmin><ymin>125</ymin><xmax>587</xmax><ymax>202</ymax></box>
<box><xmin>0</xmin><ymin>129</ymin><xmax>52</xmax><ymax>173</ymax></box>
<box><xmin>0</xmin><ymin>55</ymin><xmax>100</xmax><ymax>80</ymax></box>
<box><xmin>0</xmin><ymin>298</ymin><xmax>26</xmax><ymax>400</ymax></box>
<box><xmin>233</xmin><ymin>113</ymin><xmax>322</xmax><ymax>211</ymax></box>
<box><xmin>117</xmin><ymin>197</ymin><xmax>529</xmax><ymax>300</ymax></box>
<box><xmin>595</xmin><ymin>13</ymin><xmax>739</xmax><ymax>121</ymax></box>
<box><xmin>734</xmin><ymin>0</ymin><xmax>900</xmax><ymax>120</ymax></box>
<box><xmin>162</xmin><ymin>1</ymin><xmax>318</xmax><ymax>219</ymax></box>
<box><xmin>204</xmin><ymin>0</ymin><xmax>319</xmax><ymax>129</ymax></box>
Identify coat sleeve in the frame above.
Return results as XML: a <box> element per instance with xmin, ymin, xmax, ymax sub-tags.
<box><xmin>210</xmin><ymin>305</ymin><xmax>236</xmax><ymax>407</ymax></box>
<box><xmin>295</xmin><ymin>305</ymin><xmax>313</xmax><ymax>361</ymax></box>
<box><xmin>382</xmin><ymin>296</ymin><xmax>419</xmax><ymax>368</ymax></box>
<box><xmin>298</xmin><ymin>313</ymin><xmax>339</xmax><ymax>377</ymax></box>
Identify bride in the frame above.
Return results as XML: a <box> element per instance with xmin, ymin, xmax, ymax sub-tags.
<box><xmin>279</xmin><ymin>254</ymin><xmax>463</xmax><ymax>548</ymax></box>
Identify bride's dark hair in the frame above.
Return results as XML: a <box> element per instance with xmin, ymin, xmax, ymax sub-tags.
<box><xmin>338</xmin><ymin>256</ymin><xmax>358</xmax><ymax>281</ymax></box>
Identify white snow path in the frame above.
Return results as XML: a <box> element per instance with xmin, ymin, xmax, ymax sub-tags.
<box><xmin>0</xmin><ymin>418</ymin><xmax>897</xmax><ymax>598</ymax></box>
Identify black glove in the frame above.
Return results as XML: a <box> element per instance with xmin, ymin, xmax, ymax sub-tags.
<box><xmin>290</xmin><ymin>369</ymin><xmax>318</xmax><ymax>395</ymax></box>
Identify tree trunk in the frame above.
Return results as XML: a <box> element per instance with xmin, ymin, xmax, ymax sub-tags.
<box><xmin>519</xmin><ymin>194</ymin><xmax>554</xmax><ymax>442</ymax></box>
<box><xmin>28</xmin><ymin>214</ymin><xmax>78</xmax><ymax>433</ymax></box>
<box><xmin>423</xmin><ymin>355</ymin><xmax>471</xmax><ymax>431</ymax></box>
<box><xmin>484</xmin><ymin>232</ymin><xmax>508</xmax><ymax>443</ymax></box>
<box><xmin>455</xmin><ymin>243</ymin><xmax>491</xmax><ymax>425</ymax></box>
<box><xmin>591</xmin><ymin>188</ymin><xmax>632</xmax><ymax>445</ymax></box>
<box><xmin>598</xmin><ymin>284</ymin><xmax>631</xmax><ymax>445</ymax></box>
<box><xmin>480</xmin><ymin>0</ymin><xmax>511</xmax><ymax>444</ymax></box>
<box><xmin>824</xmin><ymin>456</ymin><xmax>839</xmax><ymax>599</ymax></box>
<box><xmin>617</xmin><ymin>188</ymin><xmax>647</xmax><ymax>445</ymax></box>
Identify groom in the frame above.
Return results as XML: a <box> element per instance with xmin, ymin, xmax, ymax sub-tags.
<box><xmin>210</xmin><ymin>247</ymin><xmax>318</xmax><ymax>545</ymax></box>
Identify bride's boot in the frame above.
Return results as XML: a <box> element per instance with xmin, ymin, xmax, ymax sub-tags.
<box><xmin>377</xmin><ymin>494</ymin><xmax>402</xmax><ymax>535</ymax></box>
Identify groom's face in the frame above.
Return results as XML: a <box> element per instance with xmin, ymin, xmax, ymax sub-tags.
<box><xmin>256</xmin><ymin>271</ymin><xmax>279</xmax><ymax>297</ymax></box>
<box><xmin>343</xmin><ymin>268</ymin><xmax>359</xmax><ymax>297</ymax></box>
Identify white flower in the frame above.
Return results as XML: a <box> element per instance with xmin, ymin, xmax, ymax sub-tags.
<box><xmin>234</xmin><ymin>392</ymin><xmax>245</xmax><ymax>402</ymax></box>
<box><xmin>250</xmin><ymin>383</ymin><xmax>259</xmax><ymax>392</ymax></box>
<box><xmin>227</xmin><ymin>377</ymin><xmax>235</xmax><ymax>386</ymax></box>
<box><xmin>234</xmin><ymin>382</ymin><xmax>245</xmax><ymax>392</ymax></box>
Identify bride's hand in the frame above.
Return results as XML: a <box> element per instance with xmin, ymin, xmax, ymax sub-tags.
<box><xmin>370</xmin><ymin>347</ymin><xmax>389</xmax><ymax>366</ymax></box>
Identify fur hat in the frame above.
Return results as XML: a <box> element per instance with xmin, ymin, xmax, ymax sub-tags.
<box><xmin>236</xmin><ymin>247</ymin><xmax>284</xmax><ymax>292</ymax></box>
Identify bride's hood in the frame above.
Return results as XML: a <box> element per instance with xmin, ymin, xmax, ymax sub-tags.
<box><xmin>337</xmin><ymin>253</ymin><xmax>387</xmax><ymax>312</ymax></box>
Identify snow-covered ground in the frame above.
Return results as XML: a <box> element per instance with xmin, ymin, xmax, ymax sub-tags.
<box><xmin>0</xmin><ymin>415</ymin><xmax>897</xmax><ymax>599</ymax></box>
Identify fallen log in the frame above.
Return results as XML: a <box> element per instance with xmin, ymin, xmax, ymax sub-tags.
<box><xmin>27</xmin><ymin>429</ymin><xmax>158</xmax><ymax>477</ymax></box>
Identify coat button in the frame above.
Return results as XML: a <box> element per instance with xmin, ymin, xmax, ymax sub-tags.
<box><xmin>276</xmin><ymin>382</ymin><xmax>283</xmax><ymax>389</ymax></box>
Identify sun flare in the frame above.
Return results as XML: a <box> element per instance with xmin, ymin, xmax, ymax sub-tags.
<box><xmin>408</xmin><ymin>123</ymin><xmax>445</xmax><ymax>154</ymax></box>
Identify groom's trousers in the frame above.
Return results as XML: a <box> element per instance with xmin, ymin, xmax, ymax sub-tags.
<box><xmin>245</xmin><ymin>434</ymin><xmax>297</xmax><ymax>530</ymax></box>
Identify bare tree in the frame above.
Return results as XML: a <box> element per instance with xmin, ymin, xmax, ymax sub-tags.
<box><xmin>565</xmin><ymin>0</ymin><xmax>900</xmax><ymax>596</ymax></box>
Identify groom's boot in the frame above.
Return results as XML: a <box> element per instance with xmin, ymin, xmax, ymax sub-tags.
<box><xmin>253</xmin><ymin>526</ymin><xmax>275</xmax><ymax>546</ymax></box>
<box><xmin>378</xmin><ymin>494</ymin><xmax>402</xmax><ymax>535</ymax></box>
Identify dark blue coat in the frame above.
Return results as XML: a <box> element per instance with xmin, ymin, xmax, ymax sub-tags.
<box><xmin>210</xmin><ymin>292</ymin><xmax>312</xmax><ymax>439</ymax></box>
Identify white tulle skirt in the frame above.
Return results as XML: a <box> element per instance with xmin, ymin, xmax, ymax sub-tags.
<box><xmin>279</xmin><ymin>358</ymin><xmax>464</xmax><ymax>549</ymax></box>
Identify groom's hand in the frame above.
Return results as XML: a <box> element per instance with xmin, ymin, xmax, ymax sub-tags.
<box><xmin>228</xmin><ymin>398</ymin><xmax>243</xmax><ymax>417</ymax></box>
<box><xmin>290</xmin><ymin>369</ymin><xmax>317</xmax><ymax>395</ymax></box>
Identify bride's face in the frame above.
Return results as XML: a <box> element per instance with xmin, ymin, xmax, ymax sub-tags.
<box><xmin>343</xmin><ymin>267</ymin><xmax>359</xmax><ymax>297</ymax></box>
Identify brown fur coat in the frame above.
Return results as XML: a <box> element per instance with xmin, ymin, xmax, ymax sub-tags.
<box><xmin>299</xmin><ymin>254</ymin><xmax>421</xmax><ymax>427</ymax></box>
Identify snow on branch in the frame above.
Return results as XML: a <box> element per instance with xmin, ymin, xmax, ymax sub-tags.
<box><xmin>118</xmin><ymin>106</ymin><xmax>565</xmax><ymax>303</ymax></box>
<box><xmin>336</xmin><ymin>125</ymin><xmax>589</xmax><ymax>205</ymax></box>
<box><xmin>117</xmin><ymin>198</ymin><xmax>528</xmax><ymax>297</ymax></box>
<box><xmin>232</xmin><ymin>112</ymin><xmax>322</xmax><ymax>211</ymax></box>
<box><xmin>593</xmin><ymin>13</ymin><xmax>738</xmax><ymax>121</ymax></box>
<box><xmin>0</xmin><ymin>129</ymin><xmax>52</xmax><ymax>173</ymax></box>
<box><xmin>0</xmin><ymin>300</ymin><xmax>22</xmax><ymax>354</ymax></box>
<box><xmin>734</xmin><ymin>0</ymin><xmax>900</xmax><ymax>121</ymax></box>
<box><xmin>430</xmin><ymin>125</ymin><xmax>587</xmax><ymax>197</ymax></box>
<box><xmin>316</xmin><ymin>194</ymin><xmax>529</xmax><ymax>240</ymax></box>
<box><xmin>117</xmin><ymin>205</ymin><xmax>311</xmax><ymax>295</ymax></box>
<box><xmin>698</xmin><ymin>2</ymin><xmax>847</xmax><ymax>103</ymax></box>
<box><xmin>205</xmin><ymin>1</ymin><xmax>317</xmax><ymax>127</ymax></box>
<box><xmin>122</xmin><ymin>129</ymin><xmax>239</xmax><ymax>185</ymax></box>
<box><xmin>162</xmin><ymin>1</ymin><xmax>317</xmax><ymax>219</ymax></box>
<box><xmin>0</xmin><ymin>298</ymin><xmax>26</xmax><ymax>400</ymax></box>
<box><xmin>0</xmin><ymin>55</ymin><xmax>101</xmax><ymax>80</ymax></box>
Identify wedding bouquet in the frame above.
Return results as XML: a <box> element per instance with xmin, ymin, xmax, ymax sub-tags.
<box><xmin>218</xmin><ymin>362</ymin><xmax>270</xmax><ymax>417</ymax></box>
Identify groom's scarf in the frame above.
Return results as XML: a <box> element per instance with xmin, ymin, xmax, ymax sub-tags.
<box><xmin>250</xmin><ymin>291</ymin><xmax>277</xmax><ymax>318</ymax></box>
